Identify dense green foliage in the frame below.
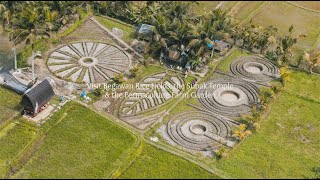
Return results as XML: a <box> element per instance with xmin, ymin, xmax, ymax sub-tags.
<box><xmin>0</xmin><ymin>1</ymin><xmax>301</xmax><ymax>69</ymax></box>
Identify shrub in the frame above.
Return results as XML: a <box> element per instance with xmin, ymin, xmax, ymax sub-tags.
<box><xmin>129</xmin><ymin>67</ymin><xmax>139</xmax><ymax>78</ymax></box>
<box><xmin>111</xmin><ymin>73</ymin><xmax>125</xmax><ymax>85</ymax></box>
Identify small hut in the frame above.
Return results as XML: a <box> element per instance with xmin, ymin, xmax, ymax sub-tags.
<box><xmin>167</xmin><ymin>49</ymin><xmax>181</xmax><ymax>62</ymax></box>
<box><xmin>21</xmin><ymin>78</ymin><xmax>55</xmax><ymax>116</ymax></box>
<box><xmin>136</xmin><ymin>24</ymin><xmax>155</xmax><ymax>41</ymax></box>
<box><xmin>208</xmin><ymin>40</ymin><xmax>231</xmax><ymax>55</ymax></box>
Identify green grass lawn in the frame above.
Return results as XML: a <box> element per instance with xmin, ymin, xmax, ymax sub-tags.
<box><xmin>0</xmin><ymin>87</ymin><xmax>21</xmax><ymax>125</ymax></box>
<box><xmin>95</xmin><ymin>16</ymin><xmax>135</xmax><ymax>43</ymax></box>
<box><xmin>120</xmin><ymin>144</ymin><xmax>220</xmax><ymax>179</ymax></box>
<box><xmin>14</xmin><ymin>102</ymin><xmax>137</xmax><ymax>178</ymax></box>
<box><xmin>216</xmin><ymin>71</ymin><xmax>320</xmax><ymax>178</ymax></box>
<box><xmin>0</xmin><ymin>120</ymin><xmax>36</xmax><ymax>177</ymax></box>
<box><xmin>216</xmin><ymin>49</ymin><xmax>250</xmax><ymax>72</ymax></box>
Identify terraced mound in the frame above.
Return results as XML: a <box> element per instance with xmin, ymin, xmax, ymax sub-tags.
<box><xmin>119</xmin><ymin>71</ymin><xmax>184</xmax><ymax>130</ymax></box>
<box><xmin>230</xmin><ymin>56</ymin><xmax>279</xmax><ymax>83</ymax></box>
<box><xmin>197</xmin><ymin>77</ymin><xmax>260</xmax><ymax>118</ymax></box>
<box><xmin>166</xmin><ymin>111</ymin><xmax>238</xmax><ymax>151</ymax></box>
<box><xmin>47</xmin><ymin>42</ymin><xmax>131</xmax><ymax>83</ymax></box>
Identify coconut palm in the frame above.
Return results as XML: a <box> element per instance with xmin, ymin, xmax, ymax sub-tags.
<box><xmin>43</xmin><ymin>6</ymin><xmax>59</xmax><ymax>33</ymax></box>
<box><xmin>166</xmin><ymin>18</ymin><xmax>194</xmax><ymax>51</ymax></box>
<box><xmin>256</xmin><ymin>25</ymin><xmax>278</xmax><ymax>54</ymax></box>
<box><xmin>275</xmin><ymin>25</ymin><xmax>306</xmax><ymax>66</ymax></box>
<box><xmin>188</xmin><ymin>57</ymin><xmax>203</xmax><ymax>69</ymax></box>
<box><xmin>304</xmin><ymin>50</ymin><xmax>320</xmax><ymax>74</ymax></box>
<box><xmin>187</xmin><ymin>18</ymin><xmax>213</xmax><ymax>61</ymax></box>
<box><xmin>149</xmin><ymin>14</ymin><xmax>170</xmax><ymax>55</ymax></box>
<box><xmin>10</xmin><ymin>5</ymin><xmax>50</xmax><ymax>80</ymax></box>
<box><xmin>232</xmin><ymin>124</ymin><xmax>252</xmax><ymax>141</ymax></box>
<box><xmin>208</xmin><ymin>8</ymin><xmax>233</xmax><ymax>40</ymax></box>
<box><xmin>163</xmin><ymin>1</ymin><xmax>192</xmax><ymax>22</ymax></box>
<box><xmin>0</xmin><ymin>4</ymin><xmax>10</xmax><ymax>31</ymax></box>
<box><xmin>230</xmin><ymin>24</ymin><xmax>242</xmax><ymax>45</ymax></box>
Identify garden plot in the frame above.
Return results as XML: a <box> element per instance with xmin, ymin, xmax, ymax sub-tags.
<box><xmin>120</xmin><ymin>144</ymin><xmax>220</xmax><ymax>179</ymax></box>
<box><xmin>250</xmin><ymin>1</ymin><xmax>320</xmax><ymax>53</ymax></box>
<box><xmin>288</xmin><ymin>1</ymin><xmax>320</xmax><ymax>11</ymax></box>
<box><xmin>14</xmin><ymin>102</ymin><xmax>136</xmax><ymax>178</ymax></box>
<box><xmin>0</xmin><ymin>120</ymin><xmax>36</xmax><ymax>177</ymax></box>
<box><xmin>197</xmin><ymin>77</ymin><xmax>260</xmax><ymax>119</ymax></box>
<box><xmin>230</xmin><ymin>55</ymin><xmax>280</xmax><ymax>84</ymax></box>
<box><xmin>0</xmin><ymin>87</ymin><xmax>21</xmax><ymax>125</ymax></box>
<box><xmin>119</xmin><ymin>71</ymin><xmax>184</xmax><ymax>130</ymax></box>
<box><xmin>61</xmin><ymin>18</ymin><xmax>112</xmax><ymax>43</ymax></box>
<box><xmin>47</xmin><ymin>42</ymin><xmax>131</xmax><ymax>83</ymax></box>
<box><xmin>165</xmin><ymin>111</ymin><xmax>238</xmax><ymax>152</ymax></box>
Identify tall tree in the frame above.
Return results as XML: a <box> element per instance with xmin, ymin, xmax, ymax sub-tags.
<box><xmin>10</xmin><ymin>5</ymin><xmax>49</xmax><ymax>80</ymax></box>
<box><xmin>0</xmin><ymin>3</ymin><xmax>10</xmax><ymax>31</ymax></box>
<box><xmin>256</xmin><ymin>25</ymin><xmax>278</xmax><ymax>54</ymax></box>
<box><xmin>276</xmin><ymin>25</ymin><xmax>303</xmax><ymax>66</ymax></box>
<box><xmin>304</xmin><ymin>50</ymin><xmax>320</xmax><ymax>74</ymax></box>
<box><xmin>187</xmin><ymin>18</ymin><xmax>213</xmax><ymax>61</ymax></box>
<box><xmin>43</xmin><ymin>6</ymin><xmax>58</xmax><ymax>33</ymax></box>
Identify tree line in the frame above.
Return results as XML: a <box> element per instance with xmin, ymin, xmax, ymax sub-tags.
<box><xmin>0</xmin><ymin>1</ymin><xmax>318</xmax><ymax>72</ymax></box>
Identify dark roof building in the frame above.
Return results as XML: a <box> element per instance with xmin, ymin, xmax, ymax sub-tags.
<box><xmin>21</xmin><ymin>78</ymin><xmax>55</xmax><ymax>115</ymax></box>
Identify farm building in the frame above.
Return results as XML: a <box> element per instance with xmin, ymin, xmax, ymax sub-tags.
<box><xmin>21</xmin><ymin>78</ymin><xmax>55</xmax><ymax>116</ymax></box>
<box><xmin>136</xmin><ymin>24</ymin><xmax>155</xmax><ymax>41</ymax></box>
<box><xmin>208</xmin><ymin>40</ymin><xmax>231</xmax><ymax>55</ymax></box>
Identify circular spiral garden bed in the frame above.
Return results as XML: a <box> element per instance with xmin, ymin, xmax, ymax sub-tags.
<box><xmin>47</xmin><ymin>42</ymin><xmax>131</xmax><ymax>83</ymax></box>
<box><xmin>166</xmin><ymin>111</ymin><xmax>237</xmax><ymax>151</ymax></box>
<box><xmin>197</xmin><ymin>77</ymin><xmax>260</xmax><ymax>118</ymax></box>
<box><xmin>230</xmin><ymin>56</ymin><xmax>279</xmax><ymax>82</ymax></box>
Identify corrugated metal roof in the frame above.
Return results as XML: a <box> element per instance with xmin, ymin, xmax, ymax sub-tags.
<box><xmin>22</xmin><ymin>79</ymin><xmax>55</xmax><ymax>112</ymax></box>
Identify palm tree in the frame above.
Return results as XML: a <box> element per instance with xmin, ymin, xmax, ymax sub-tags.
<box><xmin>230</xmin><ymin>24</ymin><xmax>242</xmax><ymax>45</ymax></box>
<box><xmin>276</xmin><ymin>25</ymin><xmax>306</xmax><ymax>66</ymax></box>
<box><xmin>304</xmin><ymin>50</ymin><xmax>320</xmax><ymax>74</ymax></box>
<box><xmin>149</xmin><ymin>14</ymin><xmax>169</xmax><ymax>55</ymax></box>
<box><xmin>166</xmin><ymin>18</ymin><xmax>194</xmax><ymax>52</ymax></box>
<box><xmin>163</xmin><ymin>1</ymin><xmax>192</xmax><ymax>22</ymax></box>
<box><xmin>10</xmin><ymin>5</ymin><xmax>50</xmax><ymax>81</ymax></box>
<box><xmin>0</xmin><ymin>4</ymin><xmax>10</xmax><ymax>31</ymax></box>
<box><xmin>43</xmin><ymin>6</ymin><xmax>58</xmax><ymax>34</ymax></box>
<box><xmin>187</xmin><ymin>18</ymin><xmax>213</xmax><ymax>61</ymax></box>
<box><xmin>188</xmin><ymin>57</ymin><xmax>203</xmax><ymax>69</ymax></box>
<box><xmin>208</xmin><ymin>8</ymin><xmax>233</xmax><ymax>40</ymax></box>
<box><xmin>256</xmin><ymin>25</ymin><xmax>278</xmax><ymax>54</ymax></box>
<box><xmin>232</xmin><ymin>124</ymin><xmax>252</xmax><ymax>141</ymax></box>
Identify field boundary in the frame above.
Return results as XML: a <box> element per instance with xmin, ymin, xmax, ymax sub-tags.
<box><xmin>145</xmin><ymin>139</ymin><xmax>232</xmax><ymax>179</ymax></box>
<box><xmin>285</xmin><ymin>1</ymin><xmax>320</xmax><ymax>14</ymax></box>
<box><xmin>240</xmin><ymin>1</ymin><xmax>269</xmax><ymax>24</ymax></box>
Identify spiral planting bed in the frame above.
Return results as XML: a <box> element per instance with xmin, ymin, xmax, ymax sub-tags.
<box><xmin>230</xmin><ymin>56</ymin><xmax>279</xmax><ymax>82</ymax></box>
<box><xmin>119</xmin><ymin>71</ymin><xmax>184</xmax><ymax>130</ymax></box>
<box><xmin>166</xmin><ymin>111</ymin><xmax>237</xmax><ymax>151</ymax></box>
<box><xmin>47</xmin><ymin>42</ymin><xmax>130</xmax><ymax>83</ymax></box>
<box><xmin>197</xmin><ymin>77</ymin><xmax>260</xmax><ymax>118</ymax></box>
